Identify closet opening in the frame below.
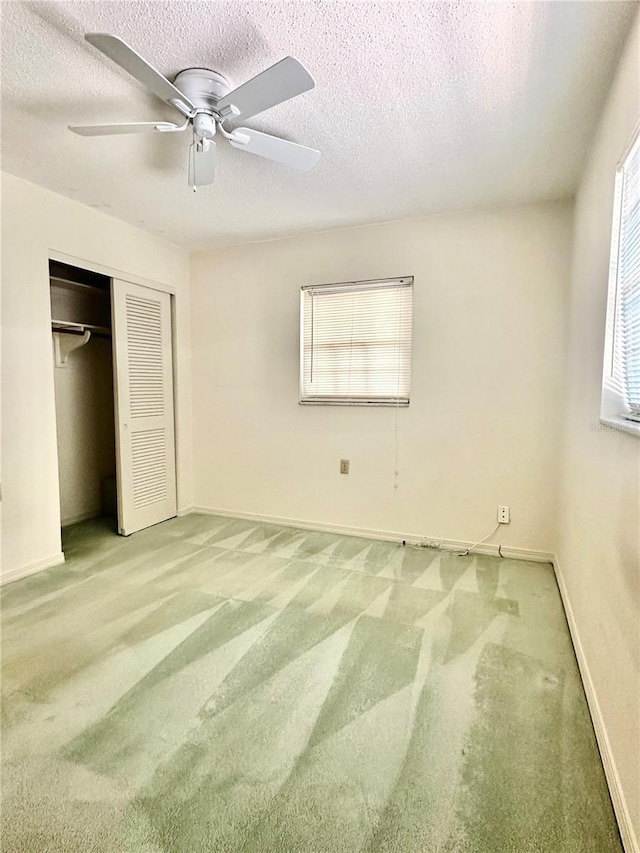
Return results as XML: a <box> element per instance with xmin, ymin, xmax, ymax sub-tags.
<box><xmin>50</xmin><ymin>260</ymin><xmax>118</xmax><ymax>539</ymax></box>
<box><xmin>50</xmin><ymin>259</ymin><xmax>178</xmax><ymax>547</ymax></box>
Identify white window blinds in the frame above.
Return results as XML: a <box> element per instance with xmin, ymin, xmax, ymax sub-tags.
<box><xmin>300</xmin><ymin>277</ymin><xmax>413</xmax><ymax>405</ymax></box>
<box><xmin>609</xmin><ymin>130</ymin><xmax>640</xmax><ymax>418</ymax></box>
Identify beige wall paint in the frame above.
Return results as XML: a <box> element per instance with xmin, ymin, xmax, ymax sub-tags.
<box><xmin>190</xmin><ymin>199</ymin><xmax>572</xmax><ymax>553</ymax></box>
<box><xmin>557</xmin><ymin>11</ymin><xmax>640</xmax><ymax>845</ymax></box>
<box><xmin>53</xmin><ymin>336</ymin><xmax>116</xmax><ymax>526</ymax></box>
<box><xmin>1</xmin><ymin>172</ymin><xmax>192</xmax><ymax>579</ymax></box>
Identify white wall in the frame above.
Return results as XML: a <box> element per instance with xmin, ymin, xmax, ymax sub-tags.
<box><xmin>53</xmin><ymin>336</ymin><xmax>115</xmax><ymax>526</ymax></box>
<box><xmin>1</xmin><ymin>172</ymin><xmax>192</xmax><ymax>581</ymax></box>
<box><xmin>557</xmin><ymin>11</ymin><xmax>640</xmax><ymax>848</ymax></box>
<box><xmin>190</xmin><ymin>199</ymin><xmax>572</xmax><ymax>554</ymax></box>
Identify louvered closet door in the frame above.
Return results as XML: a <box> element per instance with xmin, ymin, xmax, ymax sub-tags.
<box><xmin>112</xmin><ymin>279</ymin><xmax>177</xmax><ymax>535</ymax></box>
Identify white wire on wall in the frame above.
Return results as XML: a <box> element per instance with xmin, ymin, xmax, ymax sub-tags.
<box><xmin>457</xmin><ymin>522</ymin><xmax>502</xmax><ymax>557</ymax></box>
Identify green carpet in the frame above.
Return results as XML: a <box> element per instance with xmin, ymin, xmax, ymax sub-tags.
<box><xmin>1</xmin><ymin>514</ymin><xmax>621</xmax><ymax>852</ymax></box>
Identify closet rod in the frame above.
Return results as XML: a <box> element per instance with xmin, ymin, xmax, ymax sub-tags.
<box><xmin>52</xmin><ymin>320</ymin><xmax>111</xmax><ymax>337</ymax></box>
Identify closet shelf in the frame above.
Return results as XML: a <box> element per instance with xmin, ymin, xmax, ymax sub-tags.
<box><xmin>50</xmin><ymin>276</ymin><xmax>110</xmax><ymax>295</ymax></box>
<box><xmin>52</xmin><ymin>320</ymin><xmax>111</xmax><ymax>337</ymax></box>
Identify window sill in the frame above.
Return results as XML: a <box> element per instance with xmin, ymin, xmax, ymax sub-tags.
<box><xmin>598</xmin><ymin>415</ymin><xmax>640</xmax><ymax>437</ymax></box>
<box><xmin>299</xmin><ymin>400</ymin><xmax>410</xmax><ymax>407</ymax></box>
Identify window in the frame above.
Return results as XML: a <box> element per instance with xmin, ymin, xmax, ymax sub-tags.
<box><xmin>300</xmin><ymin>277</ymin><xmax>413</xmax><ymax>405</ymax></box>
<box><xmin>601</xmin><ymin>126</ymin><xmax>640</xmax><ymax>434</ymax></box>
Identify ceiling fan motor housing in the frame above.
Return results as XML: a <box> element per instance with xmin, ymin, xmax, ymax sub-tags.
<box><xmin>173</xmin><ymin>68</ymin><xmax>231</xmax><ymax>110</ymax></box>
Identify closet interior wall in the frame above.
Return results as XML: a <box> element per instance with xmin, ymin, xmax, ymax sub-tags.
<box><xmin>50</xmin><ymin>261</ymin><xmax>116</xmax><ymax>527</ymax></box>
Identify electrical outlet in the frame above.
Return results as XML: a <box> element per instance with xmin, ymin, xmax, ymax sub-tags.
<box><xmin>497</xmin><ymin>505</ymin><xmax>510</xmax><ymax>524</ymax></box>
<box><xmin>340</xmin><ymin>459</ymin><xmax>350</xmax><ymax>475</ymax></box>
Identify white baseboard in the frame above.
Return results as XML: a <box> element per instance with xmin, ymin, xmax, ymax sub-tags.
<box><xmin>178</xmin><ymin>505</ymin><xmax>194</xmax><ymax>517</ymax></box>
<box><xmin>190</xmin><ymin>505</ymin><xmax>554</xmax><ymax>563</ymax></box>
<box><xmin>553</xmin><ymin>557</ymin><xmax>638</xmax><ymax>853</ymax></box>
<box><xmin>1</xmin><ymin>552</ymin><xmax>65</xmax><ymax>587</ymax></box>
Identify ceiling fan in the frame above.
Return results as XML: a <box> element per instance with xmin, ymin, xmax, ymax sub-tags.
<box><xmin>69</xmin><ymin>33</ymin><xmax>320</xmax><ymax>189</ymax></box>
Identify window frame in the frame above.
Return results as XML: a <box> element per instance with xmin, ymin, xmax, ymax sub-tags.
<box><xmin>600</xmin><ymin>124</ymin><xmax>640</xmax><ymax>438</ymax></box>
<box><xmin>299</xmin><ymin>276</ymin><xmax>414</xmax><ymax>407</ymax></box>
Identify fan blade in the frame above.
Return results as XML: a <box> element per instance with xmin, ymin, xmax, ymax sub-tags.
<box><xmin>216</xmin><ymin>57</ymin><xmax>314</xmax><ymax>123</ymax></box>
<box><xmin>229</xmin><ymin>127</ymin><xmax>320</xmax><ymax>171</ymax></box>
<box><xmin>188</xmin><ymin>139</ymin><xmax>216</xmax><ymax>187</ymax></box>
<box><xmin>69</xmin><ymin>121</ymin><xmax>183</xmax><ymax>136</ymax></box>
<box><xmin>85</xmin><ymin>34</ymin><xmax>196</xmax><ymax>117</ymax></box>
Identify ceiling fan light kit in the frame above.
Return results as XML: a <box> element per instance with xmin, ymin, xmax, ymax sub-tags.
<box><xmin>70</xmin><ymin>34</ymin><xmax>320</xmax><ymax>190</ymax></box>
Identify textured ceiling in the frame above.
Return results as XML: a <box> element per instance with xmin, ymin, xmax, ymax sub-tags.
<box><xmin>1</xmin><ymin>1</ymin><xmax>637</xmax><ymax>249</ymax></box>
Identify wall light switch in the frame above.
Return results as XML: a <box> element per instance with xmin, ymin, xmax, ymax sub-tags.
<box><xmin>340</xmin><ymin>459</ymin><xmax>350</xmax><ymax>475</ymax></box>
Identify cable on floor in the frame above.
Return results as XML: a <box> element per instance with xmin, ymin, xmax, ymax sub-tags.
<box><xmin>458</xmin><ymin>522</ymin><xmax>501</xmax><ymax>557</ymax></box>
